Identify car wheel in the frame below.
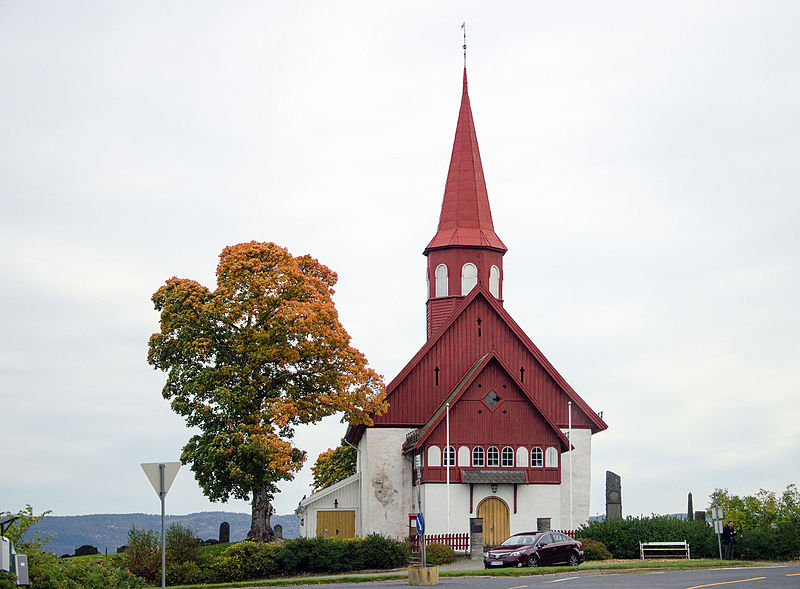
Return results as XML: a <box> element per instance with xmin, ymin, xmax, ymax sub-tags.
<box><xmin>568</xmin><ymin>552</ymin><xmax>580</xmax><ymax>566</ymax></box>
<box><xmin>527</xmin><ymin>555</ymin><xmax>539</xmax><ymax>567</ymax></box>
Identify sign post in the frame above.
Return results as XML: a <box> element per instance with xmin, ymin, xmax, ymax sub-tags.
<box><xmin>141</xmin><ymin>462</ymin><xmax>181</xmax><ymax>589</ymax></box>
<box><xmin>711</xmin><ymin>506</ymin><xmax>724</xmax><ymax>560</ymax></box>
<box><xmin>414</xmin><ymin>453</ymin><xmax>426</xmax><ymax>567</ymax></box>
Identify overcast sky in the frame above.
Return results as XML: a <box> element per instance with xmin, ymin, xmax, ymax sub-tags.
<box><xmin>2</xmin><ymin>2</ymin><xmax>798</xmax><ymax>522</ymax></box>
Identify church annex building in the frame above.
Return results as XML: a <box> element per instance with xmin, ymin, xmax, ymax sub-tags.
<box><xmin>298</xmin><ymin>68</ymin><xmax>607</xmax><ymax>545</ymax></box>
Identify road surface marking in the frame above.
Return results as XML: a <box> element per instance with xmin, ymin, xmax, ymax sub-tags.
<box><xmin>546</xmin><ymin>578</ymin><xmax>579</xmax><ymax>584</ymax></box>
<box><xmin>507</xmin><ymin>585</ymin><xmax>528</xmax><ymax>589</ymax></box>
<box><xmin>686</xmin><ymin>578</ymin><xmax>766</xmax><ymax>589</ymax></box>
<box><xmin>787</xmin><ymin>573</ymin><xmax>800</xmax><ymax>577</ymax></box>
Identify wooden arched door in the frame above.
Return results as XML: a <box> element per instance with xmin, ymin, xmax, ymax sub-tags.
<box><xmin>477</xmin><ymin>496</ymin><xmax>510</xmax><ymax>546</ymax></box>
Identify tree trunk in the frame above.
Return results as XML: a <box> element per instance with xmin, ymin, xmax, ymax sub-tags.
<box><xmin>248</xmin><ymin>485</ymin><xmax>275</xmax><ymax>542</ymax></box>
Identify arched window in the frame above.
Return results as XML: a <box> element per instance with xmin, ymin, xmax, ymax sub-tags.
<box><xmin>489</xmin><ymin>265</ymin><xmax>500</xmax><ymax>298</ymax></box>
<box><xmin>516</xmin><ymin>447</ymin><xmax>529</xmax><ymax>468</ymax></box>
<box><xmin>531</xmin><ymin>447</ymin><xmax>543</xmax><ymax>468</ymax></box>
<box><xmin>461</xmin><ymin>263</ymin><xmax>478</xmax><ymax>295</ymax></box>
<box><xmin>435</xmin><ymin>264</ymin><xmax>448</xmax><ymax>297</ymax></box>
<box><xmin>472</xmin><ymin>446</ymin><xmax>485</xmax><ymax>467</ymax></box>
<box><xmin>502</xmin><ymin>446</ymin><xmax>514</xmax><ymax>467</ymax></box>
<box><xmin>458</xmin><ymin>446</ymin><xmax>470</xmax><ymax>466</ymax></box>
<box><xmin>427</xmin><ymin>445</ymin><xmax>442</xmax><ymax>467</ymax></box>
<box><xmin>443</xmin><ymin>445</ymin><xmax>456</xmax><ymax>467</ymax></box>
<box><xmin>487</xmin><ymin>446</ymin><xmax>500</xmax><ymax>467</ymax></box>
<box><xmin>545</xmin><ymin>447</ymin><xmax>559</xmax><ymax>468</ymax></box>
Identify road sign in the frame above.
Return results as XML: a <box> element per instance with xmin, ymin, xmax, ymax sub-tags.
<box><xmin>141</xmin><ymin>462</ymin><xmax>181</xmax><ymax>497</ymax></box>
<box><xmin>416</xmin><ymin>513</ymin><xmax>424</xmax><ymax>536</ymax></box>
<box><xmin>141</xmin><ymin>462</ymin><xmax>181</xmax><ymax>589</ymax></box>
<box><xmin>712</xmin><ymin>506</ymin><xmax>723</xmax><ymax>520</ymax></box>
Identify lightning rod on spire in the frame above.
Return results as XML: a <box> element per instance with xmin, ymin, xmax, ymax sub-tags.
<box><xmin>461</xmin><ymin>21</ymin><xmax>467</xmax><ymax>68</ymax></box>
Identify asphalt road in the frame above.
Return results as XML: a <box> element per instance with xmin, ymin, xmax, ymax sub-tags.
<box><xmin>272</xmin><ymin>563</ymin><xmax>800</xmax><ymax>588</ymax></box>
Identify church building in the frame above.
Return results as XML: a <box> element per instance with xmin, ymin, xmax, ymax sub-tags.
<box><xmin>298</xmin><ymin>68</ymin><xmax>607</xmax><ymax>545</ymax></box>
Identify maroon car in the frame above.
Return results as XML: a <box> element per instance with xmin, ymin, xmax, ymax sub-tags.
<box><xmin>483</xmin><ymin>531</ymin><xmax>584</xmax><ymax>568</ymax></box>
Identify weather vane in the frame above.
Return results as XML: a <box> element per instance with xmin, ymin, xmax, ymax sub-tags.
<box><xmin>461</xmin><ymin>22</ymin><xmax>467</xmax><ymax>67</ymax></box>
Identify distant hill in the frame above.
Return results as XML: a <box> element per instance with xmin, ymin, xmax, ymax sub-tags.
<box><xmin>22</xmin><ymin>512</ymin><xmax>299</xmax><ymax>557</ymax></box>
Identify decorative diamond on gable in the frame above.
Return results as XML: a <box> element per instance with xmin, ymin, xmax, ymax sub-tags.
<box><xmin>484</xmin><ymin>390</ymin><xmax>500</xmax><ymax>407</ymax></box>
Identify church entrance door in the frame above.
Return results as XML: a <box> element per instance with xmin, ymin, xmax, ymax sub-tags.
<box><xmin>316</xmin><ymin>510</ymin><xmax>355</xmax><ymax>539</ymax></box>
<box><xmin>477</xmin><ymin>496</ymin><xmax>510</xmax><ymax>546</ymax></box>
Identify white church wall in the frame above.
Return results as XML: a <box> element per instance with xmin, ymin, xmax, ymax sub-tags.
<box><xmin>359</xmin><ymin>427</ymin><xmax>414</xmax><ymax>538</ymax></box>
<box><xmin>559</xmin><ymin>427</ymin><xmax>592</xmax><ymax>530</ymax></box>
<box><xmin>420</xmin><ymin>483</ymin><xmax>562</xmax><ymax>537</ymax></box>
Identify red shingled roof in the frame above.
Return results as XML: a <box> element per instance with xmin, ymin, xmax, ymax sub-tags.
<box><xmin>425</xmin><ymin>68</ymin><xmax>506</xmax><ymax>254</ymax></box>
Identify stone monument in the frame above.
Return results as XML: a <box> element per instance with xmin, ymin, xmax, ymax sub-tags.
<box><xmin>469</xmin><ymin>517</ymin><xmax>483</xmax><ymax>560</ymax></box>
<box><xmin>219</xmin><ymin>521</ymin><xmax>230</xmax><ymax>544</ymax></box>
<box><xmin>606</xmin><ymin>471</ymin><xmax>622</xmax><ymax>519</ymax></box>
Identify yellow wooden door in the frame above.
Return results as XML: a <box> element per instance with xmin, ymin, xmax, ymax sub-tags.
<box><xmin>477</xmin><ymin>497</ymin><xmax>510</xmax><ymax>546</ymax></box>
<box><xmin>316</xmin><ymin>510</ymin><xmax>355</xmax><ymax>539</ymax></box>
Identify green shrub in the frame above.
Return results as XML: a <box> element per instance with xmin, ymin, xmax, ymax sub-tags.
<box><xmin>577</xmin><ymin>537</ymin><xmax>613</xmax><ymax>560</ymax></box>
<box><xmin>737</xmin><ymin>524</ymin><xmax>800</xmax><ymax>561</ymax></box>
<box><xmin>424</xmin><ymin>542</ymin><xmax>456</xmax><ymax>565</ymax></box>
<box><xmin>166</xmin><ymin>560</ymin><xmax>212</xmax><ymax>586</ymax></box>
<box><xmin>356</xmin><ymin>534</ymin><xmax>409</xmax><ymax>569</ymax></box>
<box><xmin>0</xmin><ymin>571</ymin><xmax>16</xmax><ymax>589</ymax></box>
<box><xmin>123</xmin><ymin>525</ymin><xmax>160</xmax><ymax>582</ymax></box>
<box><xmin>212</xmin><ymin>541</ymin><xmax>283</xmax><ymax>581</ymax></box>
<box><xmin>26</xmin><ymin>548</ymin><xmax>146</xmax><ymax>589</ymax></box>
<box><xmin>166</xmin><ymin>523</ymin><xmax>201</xmax><ymax>567</ymax></box>
<box><xmin>576</xmin><ymin>516</ymin><xmax>717</xmax><ymax>559</ymax></box>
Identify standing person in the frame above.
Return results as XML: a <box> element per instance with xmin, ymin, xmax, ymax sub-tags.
<box><xmin>722</xmin><ymin>520</ymin><xmax>737</xmax><ymax>560</ymax></box>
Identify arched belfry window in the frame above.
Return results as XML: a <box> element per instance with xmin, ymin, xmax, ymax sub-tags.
<box><xmin>489</xmin><ymin>265</ymin><xmax>500</xmax><ymax>298</ymax></box>
<box><xmin>461</xmin><ymin>263</ymin><xmax>478</xmax><ymax>295</ymax></box>
<box><xmin>428</xmin><ymin>445</ymin><xmax>442</xmax><ymax>467</ymax></box>
<box><xmin>435</xmin><ymin>264</ymin><xmax>448</xmax><ymax>297</ymax></box>
<box><xmin>545</xmin><ymin>447</ymin><xmax>559</xmax><ymax>468</ymax></box>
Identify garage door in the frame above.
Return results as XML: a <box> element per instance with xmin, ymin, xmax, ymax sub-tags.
<box><xmin>316</xmin><ymin>510</ymin><xmax>355</xmax><ymax>539</ymax></box>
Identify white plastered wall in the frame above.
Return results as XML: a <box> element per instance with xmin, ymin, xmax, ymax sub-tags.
<box><xmin>359</xmin><ymin>427</ymin><xmax>414</xmax><ymax>538</ymax></box>
<box><xmin>420</xmin><ymin>482</ymin><xmax>562</xmax><ymax>535</ymax></box>
<box><xmin>560</xmin><ymin>427</ymin><xmax>592</xmax><ymax>530</ymax></box>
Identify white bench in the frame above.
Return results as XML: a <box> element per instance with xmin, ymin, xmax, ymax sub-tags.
<box><xmin>639</xmin><ymin>541</ymin><xmax>690</xmax><ymax>560</ymax></box>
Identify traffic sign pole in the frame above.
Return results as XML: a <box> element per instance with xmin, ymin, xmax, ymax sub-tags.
<box><xmin>141</xmin><ymin>462</ymin><xmax>181</xmax><ymax>589</ymax></box>
<box><xmin>160</xmin><ymin>464</ymin><xmax>166</xmax><ymax>589</ymax></box>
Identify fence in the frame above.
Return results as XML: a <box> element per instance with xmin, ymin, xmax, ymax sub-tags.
<box><xmin>410</xmin><ymin>533</ymin><xmax>470</xmax><ymax>554</ymax></box>
<box><xmin>553</xmin><ymin>529</ymin><xmax>576</xmax><ymax>538</ymax></box>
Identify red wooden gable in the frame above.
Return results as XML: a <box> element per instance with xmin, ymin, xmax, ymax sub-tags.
<box><xmin>346</xmin><ymin>285</ymin><xmax>607</xmax><ymax>444</ymax></box>
<box><xmin>409</xmin><ymin>352</ymin><xmax>570</xmax><ymax>452</ymax></box>
<box><xmin>411</xmin><ymin>356</ymin><xmax>570</xmax><ymax>485</ymax></box>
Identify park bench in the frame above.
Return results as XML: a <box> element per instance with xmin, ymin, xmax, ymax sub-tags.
<box><xmin>639</xmin><ymin>541</ymin><xmax>690</xmax><ymax>559</ymax></box>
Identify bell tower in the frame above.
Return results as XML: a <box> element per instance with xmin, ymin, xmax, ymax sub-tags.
<box><xmin>424</xmin><ymin>69</ymin><xmax>507</xmax><ymax>339</ymax></box>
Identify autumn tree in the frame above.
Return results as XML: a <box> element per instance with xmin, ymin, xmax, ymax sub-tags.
<box><xmin>147</xmin><ymin>241</ymin><xmax>386</xmax><ymax>541</ymax></box>
<box><xmin>311</xmin><ymin>440</ymin><xmax>357</xmax><ymax>490</ymax></box>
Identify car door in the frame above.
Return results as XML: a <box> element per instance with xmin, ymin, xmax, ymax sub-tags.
<box><xmin>535</xmin><ymin>533</ymin><xmax>557</xmax><ymax>565</ymax></box>
<box><xmin>549</xmin><ymin>532</ymin><xmax>570</xmax><ymax>564</ymax></box>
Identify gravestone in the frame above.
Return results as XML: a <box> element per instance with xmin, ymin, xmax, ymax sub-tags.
<box><xmin>219</xmin><ymin>521</ymin><xmax>230</xmax><ymax>544</ymax></box>
<box><xmin>695</xmin><ymin>510</ymin><xmax>706</xmax><ymax>522</ymax></box>
<box><xmin>116</xmin><ymin>546</ymin><xmax>128</xmax><ymax>554</ymax></box>
<box><xmin>74</xmin><ymin>545</ymin><xmax>98</xmax><ymax>556</ymax></box>
<box><xmin>606</xmin><ymin>471</ymin><xmax>622</xmax><ymax>519</ymax></box>
<box><xmin>687</xmin><ymin>492</ymin><xmax>694</xmax><ymax>521</ymax></box>
<box><xmin>274</xmin><ymin>524</ymin><xmax>283</xmax><ymax>540</ymax></box>
<box><xmin>469</xmin><ymin>517</ymin><xmax>483</xmax><ymax>560</ymax></box>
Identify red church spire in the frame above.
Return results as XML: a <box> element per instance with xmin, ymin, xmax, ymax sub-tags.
<box><xmin>424</xmin><ymin>69</ymin><xmax>506</xmax><ymax>254</ymax></box>
<box><xmin>424</xmin><ymin>68</ymin><xmax>507</xmax><ymax>338</ymax></box>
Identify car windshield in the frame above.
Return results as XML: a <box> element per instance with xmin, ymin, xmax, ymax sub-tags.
<box><xmin>499</xmin><ymin>534</ymin><xmax>540</xmax><ymax>546</ymax></box>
